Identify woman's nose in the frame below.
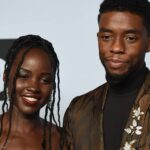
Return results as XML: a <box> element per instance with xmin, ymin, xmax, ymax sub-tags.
<box><xmin>26</xmin><ymin>79</ymin><xmax>40</xmax><ymax>93</ymax></box>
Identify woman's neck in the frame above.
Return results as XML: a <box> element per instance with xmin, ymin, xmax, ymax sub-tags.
<box><xmin>3</xmin><ymin>107</ymin><xmax>43</xmax><ymax>134</ymax></box>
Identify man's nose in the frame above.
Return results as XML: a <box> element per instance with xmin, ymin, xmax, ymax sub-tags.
<box><xmin>110</xmin><ymin>37</ymin><xmax>125</xmax><ymax>54</ymax></box>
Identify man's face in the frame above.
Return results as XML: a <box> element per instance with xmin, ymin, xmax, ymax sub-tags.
<box><xmin>97</xmin><ymin>11</ymin><xmax>150</xmax><ymax>77</ymax></box>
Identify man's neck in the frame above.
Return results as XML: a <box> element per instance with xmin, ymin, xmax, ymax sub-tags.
<box><xmin>106</xmin><ymin>65</ymin><xmax>148</xmax><ymax>94</ymax></box>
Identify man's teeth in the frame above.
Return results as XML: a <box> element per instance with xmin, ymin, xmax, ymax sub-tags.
<box><xmin>24</xmin><ymin>97</ymin><xmax>38</xmax><ymax>102</ymax></box>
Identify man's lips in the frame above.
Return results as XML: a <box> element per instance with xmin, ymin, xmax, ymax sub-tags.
<box><xmin>106</xmin><ymin>58</ymin><xmax>126</xmax><ymax>68</ymax></box>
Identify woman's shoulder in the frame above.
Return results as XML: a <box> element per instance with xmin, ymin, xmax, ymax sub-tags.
<box><xmin>48</xmin><ymin>123</ymin><xmax>63</xmax><ymax>149</ymax></box>
<box><xmin>40</xmin><ymin>118</ymin><xmax>62</xmax><ymax>137</ymax></box>
<box><xmin>40</xmin><ymin>118</ymin><xmax>63</xmax><ymax>149</ymax></box>
<box><xmin>51</xmin><ymin>123</ymin><xmax>62</xmax><ymax>137</ymax></box>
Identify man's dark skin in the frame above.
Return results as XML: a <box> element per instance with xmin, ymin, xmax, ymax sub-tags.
<box><xmin>97</xmin><ymin>11</ymin><xmax>150</xmax><ymax>78</ymax></box>
<box><xmin>63</xmin><ymin>2</ymin><xmax>150</xmax><ymax>150</ymax></box>
<box><xmin>98</xmin><ymin>11</ymin><xmax>150</xmax><ymax>150</ymax></box>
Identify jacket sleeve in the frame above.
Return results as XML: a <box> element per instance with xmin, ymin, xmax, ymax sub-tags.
<box><xmin>63</xmin><ymin>98</ymin><xmax>77</xmax><ymax>150</ymax></box>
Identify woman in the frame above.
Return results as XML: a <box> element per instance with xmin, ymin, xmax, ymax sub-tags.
<box><xmin>0</xmin><ymin>35</ymin><xmax>62</xmax><ymax>150</ymax></box>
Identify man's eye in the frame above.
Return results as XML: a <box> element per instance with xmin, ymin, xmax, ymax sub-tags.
<box><xmin>126</xmin><ymin>35</ymin><xmax>137</xmax><ymax>43</ymax></box>
<box><xmin>99</xmin><ymin>34</ymin><xmax>113</xmax><ymax>41</ymax></box>
<box><xmin>103</xmin><ymin>35</ymin><xmax>112</xmax><ymax>40</ymax></box>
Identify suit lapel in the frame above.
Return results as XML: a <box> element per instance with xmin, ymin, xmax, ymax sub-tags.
<box><xmin>120</xmin><ymin>72</ymin><xmax>150</xmax><ymax>149</ymax></box>
<box><xmin>89</xmin><ymin>84</ymin><xmax>108</xmax><ymax>150</ymax></box>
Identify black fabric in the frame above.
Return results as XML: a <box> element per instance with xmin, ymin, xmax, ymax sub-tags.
<box><xmin>103</xmin><ymin>65</ymin><xmax>148</xmax><ymax>150</ymax></box>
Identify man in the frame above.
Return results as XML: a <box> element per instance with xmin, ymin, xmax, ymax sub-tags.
<box><xmin>63</xmin><ymin>0</ymin><xmax>150</xmax><ymax>149</ymax></box>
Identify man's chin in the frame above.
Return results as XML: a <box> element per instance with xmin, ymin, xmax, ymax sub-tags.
<box><xmin>106</xmin><ymin>71</ymin><xmax>129</xmax><ymax>85</ymax></box>
<box><xmin>108</xmin><ymin>72</ymin><xmax>127</xmax><ymax>78</ymax></box>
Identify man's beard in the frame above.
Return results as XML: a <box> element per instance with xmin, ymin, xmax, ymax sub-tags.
<box><xmin>100</xmin><ymin>56</ymin><xmax>145</xmax><ymax>85</ymax></box>
<box><xmin>105</xmin><ymin>69</ymin><xmax>131</xmax><ymax>86</ymax></box>
<box><xmin>100</xmin><ymin>59</ymin><xmax>132</xmax><ymax>85</ymax></box>
<box><xmin>103</xmin><ymin>61</ymin><xmax>142</xmax><ymax>86</ymax></box>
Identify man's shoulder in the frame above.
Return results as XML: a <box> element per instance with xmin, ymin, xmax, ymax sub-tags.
<box><xmin>68</xmin><ymin>83</ymin><xmax>108</xmax><ymax>110</ymax></box>
<box><xmin>142</xmin><ymin>69</ymin><xmax>150</xmax><ymax>92</ymax></box>
<box><xmin>78</xmin><ymin>83</ymin><xmax>107</xmax><ymax>99</ymax></box>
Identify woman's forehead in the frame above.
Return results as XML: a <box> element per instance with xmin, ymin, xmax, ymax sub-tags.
<box><xmin>12</xmin><ymin>48</ymin><xmax>53</xmax><ymax>73</ymax></box>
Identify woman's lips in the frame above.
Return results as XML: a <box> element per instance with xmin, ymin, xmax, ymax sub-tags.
<box><xmin>22</xmin><ymin>96</ymin><xmax>39</xmax><ymax>106</ymax></box>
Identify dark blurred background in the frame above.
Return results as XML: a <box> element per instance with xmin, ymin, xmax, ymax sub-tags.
<box><xmin>0</xmin><ymin>39</ymin><xmax>15</xmax><ymax>100</ymax></box>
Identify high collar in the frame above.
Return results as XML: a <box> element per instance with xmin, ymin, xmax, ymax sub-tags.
<box><xmin>106</xmin><ymin>65</ymin><xmax>148</xmax><ymax>95</ymax></box>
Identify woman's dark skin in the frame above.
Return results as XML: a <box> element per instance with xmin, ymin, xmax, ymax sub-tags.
<box><xmin>0</xmin><ymin>48</ymin><xmax>61</xmax><ymax>150</ymax></box>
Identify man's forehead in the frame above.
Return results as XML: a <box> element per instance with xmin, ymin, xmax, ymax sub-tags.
<box><xmin>99</xmin><ymin>11</ymin><xmax>145</xmax><ymax>31</ymax></box>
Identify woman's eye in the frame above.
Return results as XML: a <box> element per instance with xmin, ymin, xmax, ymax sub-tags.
<box><xmin>17</xmin><ymin>69</ymin><xmax>29</xmax><ymax>79</ymax></box>
<box><xmin>17</xmin><ymin>74</ymin><xmax>29</xmax><ymax>79</ymax></box>
<box><xmin>41</xmin><ymin>77</ymin><xmax>52</xmax><ymax>84</ymax></box>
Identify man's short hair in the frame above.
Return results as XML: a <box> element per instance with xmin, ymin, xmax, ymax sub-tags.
<box><xmin>98</xmin><ymin>0</ymin><xmax>150</xmax><ymax>34</ymax></box>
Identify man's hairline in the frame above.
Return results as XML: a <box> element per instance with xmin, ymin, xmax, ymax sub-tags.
<box><xmin>98</xmin><ymin>10</ymin><xmax>150</xmax><ymax>36</ymax></box>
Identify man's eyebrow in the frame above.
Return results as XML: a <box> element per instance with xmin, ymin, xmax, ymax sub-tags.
<box><xmin>99</xmin><ymin>28</ymin><xmax>113</xmax><ymax>33</ymax></box>
<box><xmin>124</xmin><ymin>29</ymin><xmax>140</xmax><ymax>34</ymax></box>
<box><xmin>99</xmin><ymin>28</ymin><xmax>141</xmax><ymax>34</ymax></box>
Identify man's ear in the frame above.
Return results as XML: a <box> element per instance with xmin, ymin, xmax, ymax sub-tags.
<box><xmin>3</xmin><ymin>71</ymin><xmax>6</xmax><ymax>82</ymax></box>
<box><xmin>146</xmin><ymin>37</ymin><xmax>150</xmax><ymax>52</ymax></box>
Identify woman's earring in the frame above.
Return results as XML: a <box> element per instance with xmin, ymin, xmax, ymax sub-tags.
<box><xmin>6</xmin><ymin>88</ymin><xmax>9</xmax><ymax>99</ymax></box>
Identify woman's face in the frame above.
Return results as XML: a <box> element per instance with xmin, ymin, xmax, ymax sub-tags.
<box><xmin>8</xmin><ymin>48</ymin><xmax>54</xmax><ymax>115</ymax></box>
